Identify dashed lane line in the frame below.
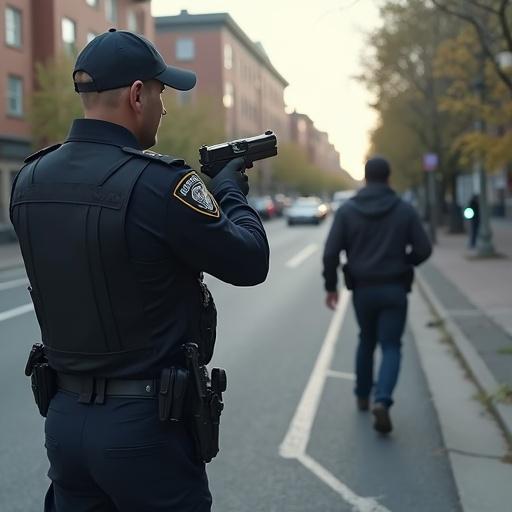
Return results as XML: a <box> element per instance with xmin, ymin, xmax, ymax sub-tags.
<box><xmin>285</xmin><ymin>243</ymin><xmax>319</xmax><ymax>269</ymax></box>
<box><xmin>279</xmin><ymin>289</ymin><xmax>391</xmax><ymax>512</ymax></box>
<box><xmin>0</xmin><ymin>303</ymin><xmax>34</xmax><ymax>323</ymax></box>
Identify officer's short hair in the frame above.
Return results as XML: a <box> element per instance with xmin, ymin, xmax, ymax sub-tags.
<box><xmin>365</xmin><ymin>157</ymin><xmax>391</xmax><ymax>183</ymax></box>
<box><xmin>74</xmin><ymin>71</ymin><xmax>126</xmax><ymax>110</ymax></box>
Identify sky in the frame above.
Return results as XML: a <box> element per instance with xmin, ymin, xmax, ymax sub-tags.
<box><xmin>151</xmin><ymin>0</ymin><xmax>382</xmax><ymax>180</ymax></box>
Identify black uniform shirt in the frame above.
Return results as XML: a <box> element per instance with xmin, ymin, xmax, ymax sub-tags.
<box><xmin>13</xmin><ymin>119</ymin><xmax>270</xmax><ymax>378</ymax></box>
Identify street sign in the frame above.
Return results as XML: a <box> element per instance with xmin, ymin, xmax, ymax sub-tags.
<box><xmin>423</xmin><ymin>153</ymin><xmax>438</xmax><ymax>172</ymax></box>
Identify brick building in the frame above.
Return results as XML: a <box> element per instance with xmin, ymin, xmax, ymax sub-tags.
<box><xmin>289</xmin><ymin>110</ymin><xmax>342</xmax><ymax>172</ymax></box>
<box><xmin>155</xmin><ymin>10</ymin><xmax>290</xmax><ymax>144</ymax></box>
<box><xmin>0</xmin><ymin>0</ymin><xmax>153</xmax><ymax>227</ymax></box>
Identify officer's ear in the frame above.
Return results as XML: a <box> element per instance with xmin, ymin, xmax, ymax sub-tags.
<box><xmin>129</xmin><ymin>80</ymin><xmax>145</xmax><ymax>114</ymax></box>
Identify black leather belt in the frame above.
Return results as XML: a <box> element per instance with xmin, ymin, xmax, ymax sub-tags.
<box><xmin>57</xmin><ymin>373</ymin><xmax>158</xmax><ymax>403</ymax></box>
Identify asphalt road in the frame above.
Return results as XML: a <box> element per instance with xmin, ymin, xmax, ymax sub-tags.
<box><xmin>0</xmin><ymin>216</ymin><xmax>461</xmax><ymax>512</ymax></box>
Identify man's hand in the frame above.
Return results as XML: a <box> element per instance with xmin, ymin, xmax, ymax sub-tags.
<box><xmin>325</xmin><ymin>291</ymin><xmax>339</xmax><ymax>310</ymax></box>
<box><xmin>209</xmin><ymin>157</ymin><xmax>249</xmax><ymax>196</ymax></box>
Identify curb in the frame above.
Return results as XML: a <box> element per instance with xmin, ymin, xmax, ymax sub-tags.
<box><xmin>416</xmin><ymin>270</ymin><xmax>512</xmax><ymax>446</ymax></box>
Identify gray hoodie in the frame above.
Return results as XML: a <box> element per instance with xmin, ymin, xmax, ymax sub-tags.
<box><xmin>322</xmin><ymin>183</ymin><xmax>432</xmax><ymax>291</ymax></box>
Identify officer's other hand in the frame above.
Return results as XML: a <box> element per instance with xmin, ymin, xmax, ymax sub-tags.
<box><xmin>210</xmin><ymin>157</ymin><xmax>249</xmax><ymax>196</ymax></box>
<box><xmin>325</xmin><ymin>291</ymin><xmax>339</xmax><ymax>310</ymax></box>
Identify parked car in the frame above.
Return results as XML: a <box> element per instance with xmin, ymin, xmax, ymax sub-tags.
<box><xmin>286</xmin><ymin>196</ymin><xmax>328</xmax><ymax>225</ymax></box>
<box><xmin>331</xmin><ymin>189</ymin><xmax>356</xmax><ymax>212</ymax></box>
<box><xmin>248</xmin><ymin>195</ymin><xmax>277</xmax><ymax>220</ymax></box>
<box><xmin>272</xmin><ymin>193</ymin><xmax>292</xmax><ymax>217</ymax></box>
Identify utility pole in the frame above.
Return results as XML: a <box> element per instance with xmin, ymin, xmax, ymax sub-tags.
<box><xmin>473</xmin><ymin>53</ymin><xmax>496</xmax><ymax>257</ymax></box>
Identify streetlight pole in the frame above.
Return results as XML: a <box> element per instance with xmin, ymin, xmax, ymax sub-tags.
<box><xmin>474</xmin><ymin>54</ymin><xmax>496</xmax><ymax>257</ymax></box>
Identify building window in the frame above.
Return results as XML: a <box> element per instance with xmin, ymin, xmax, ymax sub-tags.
<box><xmin>105</xmin><ymin>0</ymin><xmax>118</xmax><ymax>24</ymax></box>
<box><xmin>86</xmin><ymin>0</ymin><xmax>98</xmax><ymax>6</ymax></box>
<box><xmin>87</xmin><ymin>32</ymin><xmax>97</xmax><ymax>44</ymax></box>
<box><xmin>7</xmin><ymin>75</ymin><xmax>23</xmax><ymax>117</ymax></box>
<box><xmin>5</xmin><ymin>6</ymin><xmax>22</xmax><ymax>47</ymax></box>
<box><xmin>61</xmin><ymin>17</ymin><xmax>76</xmax><ymax>55</ymax></box>
<box><xmin>176</xmin><ymin>38</ymin><xmax>194</xmax><ymax>61</ymax></box>
<box><xmin>127</xmin><ymin>10</ymin><xmax>138</xmax><ymax>32</ymax></box>
<box><xmin>224</xmin><ymin>44</ymin><xmax>233</xmax><ymax>70</ymax></box>
<box><xmin>223</xmin><ymin>82</ymin><xmax>234</xmax><ymax>109</ymax></box>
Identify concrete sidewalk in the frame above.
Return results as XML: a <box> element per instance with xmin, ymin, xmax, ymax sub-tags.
<box><xmin>418</xmin><ymin>220</ymin><xmax>512</xmax><ymax>442</ymax></box>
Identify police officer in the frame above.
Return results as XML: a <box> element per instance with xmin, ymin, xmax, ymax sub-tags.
<box><xmin>10</xmin><ymin>30</ymin><xmax>269</xmax><ymax>511</ymax></box>
<box><xmin>322</xmin><ymin>157</ymin><xmax>431</xmax><ymax>434</ymax></box>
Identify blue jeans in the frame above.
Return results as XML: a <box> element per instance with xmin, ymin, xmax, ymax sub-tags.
<box><xmin>352</xmin><ymin>284</ymin><xmax>408</xmax><ymax>407</ymax></box>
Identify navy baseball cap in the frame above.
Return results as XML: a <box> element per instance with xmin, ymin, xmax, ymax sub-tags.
<box><xmin>73</xmin><ymin>29</ymin><xmax>196</xmax><ymax>93</ymax></box>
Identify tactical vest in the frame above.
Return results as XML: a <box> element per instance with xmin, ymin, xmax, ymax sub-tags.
<box><xmin>10</xmin><ymin>144</ymin><xmax>180</xmax><ymax>374</ymax></box>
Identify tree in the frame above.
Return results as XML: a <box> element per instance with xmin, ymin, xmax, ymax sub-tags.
<box><xmin>432</xmin><ymin>0</ymin><xmax>512</xmax><ymax>94</ymax></box>
<box><xmin>360</xmin><ymin>0</ymin><xmax>462</xmax><ymax>189</ymax></box>
<box><xmin>271</xmin><ymin>143</ymin><xmax>353</xmax><ymax>196</ymax></box>
<box><xmin>435</xmin><ymin>24</ymin><xmax>512</xmax><ymax>170</ymax></box>
<box><xmin>30</xmin><ymin>54</ymin><xmax>82</xmax><ymax>148</ymax></box>
<box><xmin>154</xmin><ymin>94</ymin><xmax>225</xmax><ymax>171</ymax></box>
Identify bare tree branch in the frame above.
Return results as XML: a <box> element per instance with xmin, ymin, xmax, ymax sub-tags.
<box><xmin>498</xmin><ymin>0</ymin><xmax>512</xmax><ymax>52</ymax></box>
<box><xmin>432</xmin><ymin>0</ymin><xmax>512</xmax><ymax>94</ymax></box>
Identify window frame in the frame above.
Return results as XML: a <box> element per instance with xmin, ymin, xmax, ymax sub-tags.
<box><xmin>7</xmin><ymin>75</ymin><xmax>24</xmax><ymax>118</ymax></box>
<box><xmin>61</xmin><ymin>16</ymin><xmax>77</xmax><ymax>55</ymax></box>
<box><xmin>105</xmin><ymin>0</ymin><xmax>118</xmax><ymax>25</ymax></box>
<box><xmin>5</xmin><ymin>5</ymin><xmax>22</xmax><ymax>48</ymax></box>
<box><xmin>176</xmin><ymin>38</ymin><xmax>195</xmax><ymax>61</ymax></box>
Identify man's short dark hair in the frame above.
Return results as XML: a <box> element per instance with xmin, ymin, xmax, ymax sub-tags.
<box><xmin>365</xmin><ymin>157</ymin><xmax>391</xmax><ymax>183</ymax></box>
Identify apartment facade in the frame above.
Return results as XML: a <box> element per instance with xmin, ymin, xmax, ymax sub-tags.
<box><xmin>289</xmin><ymin>110</ymin><xmax>343</xmax><ymax>174</ymax></box>
<box><xmin>0</xmin><ymin>0</ymin><xmax>153</xmax><ymax>227</ymax></box>
<box><xmin>155</xmin><ymin>10</ymin><xmax>290</xmax><ymax>143</ymax></box>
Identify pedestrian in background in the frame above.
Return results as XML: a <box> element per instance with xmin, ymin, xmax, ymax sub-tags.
<box><xmin>10</xmin><ymin>29</ymin><xmax>269</xmax><ymax>511</ymax></box>
<box><xmin>322</xmin><ymin>157</ymin><xmax>432</xmax><ymax>434</ymax></box>
<box><xmin>467</xmin><ymin>194</ymin><xmax>480</xmax><ymax>249</ymax></box>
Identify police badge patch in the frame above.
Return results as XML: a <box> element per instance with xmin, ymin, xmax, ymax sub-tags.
<box><xmin>173</xmin><ymin>172</ymin><xmax>220</xmax><ymax>218</ymax></box>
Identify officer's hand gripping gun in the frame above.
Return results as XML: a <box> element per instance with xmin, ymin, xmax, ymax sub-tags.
<box><xmin>184</xmin><ymin>343</ymin><xmax>227</xmax><ymax>463</ymax></box>
<box><xmin>199</xmin><ymin>131</ymin><xmax>278</xmax><ymax>178</ymax></box>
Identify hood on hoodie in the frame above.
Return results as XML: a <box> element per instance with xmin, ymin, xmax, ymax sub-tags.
<box><xmin>348</xmin><ymin>183</ymin><xmax>399</xmax><ymax>217</ymax></box>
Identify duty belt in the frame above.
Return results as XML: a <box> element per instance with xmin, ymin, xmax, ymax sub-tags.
<box><xmin>57</xmin><ymin>373</ymin><xmax>158</xmax><ymax>404</ymax></box>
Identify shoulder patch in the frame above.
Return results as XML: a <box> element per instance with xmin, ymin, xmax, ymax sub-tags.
<box><xmin>121</xmin><ymin>146</ymin><xmax>185</xmax><ymax>167</ymax></box>
<box><xmin>24</xmin><ymin>143</ymin><xmax>61</xmax><ymax>163</ymax></box>
<box><xmin>173</xmin><ymin>171</ymin><xmax>220</xmax><ymax>218</ymax></box>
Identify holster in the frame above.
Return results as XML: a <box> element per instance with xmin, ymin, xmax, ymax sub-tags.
<box><xmin>24</xmin><ymin>343</ymin><xmax>57</xmax><ymax>417</ymax></box>
<box><xmin>183</xmin><ymin>343</ymin><xmax>227</xmax><ymax>463</ymax></box>
<box><xmin>158</xmin><ymin>367</ymin><xmax>189</xmax><ymax>422</ymax></box>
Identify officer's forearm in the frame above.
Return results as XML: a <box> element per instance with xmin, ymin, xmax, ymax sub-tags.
<box><xmin>209</xmin><ymin>187</ymin><xmax>270</xmax><ymax>285</ymax></box>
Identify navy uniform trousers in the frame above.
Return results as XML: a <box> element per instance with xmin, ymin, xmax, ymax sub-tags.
<box><xmin>43</xmin><ymin>390</ymin><xmax>212</xmax><ymax>512</ymax></box>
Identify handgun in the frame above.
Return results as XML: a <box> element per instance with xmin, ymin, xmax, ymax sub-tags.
<box><xmin>199</xmin><ymin>130</ymin><xmax>278</xmax><ymax>178</ymax></box>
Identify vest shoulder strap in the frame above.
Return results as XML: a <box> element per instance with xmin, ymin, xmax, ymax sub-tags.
<box><xmin>121</xmin><ymin>146</ymin><xmax>186</xmax><ymax>168</ymax></box>
<box><xmin>24</xmin><ymin>144</ymin><xmax>61</xmax><ymax>163</ymax></box>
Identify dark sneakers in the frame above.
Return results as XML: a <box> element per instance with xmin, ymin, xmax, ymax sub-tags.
<box><xmin>372</xmin><ymin>402</ymin><xmax>392</xmax><ymax>434</ymax></box>
<box><xmin>357</xmin><ymin>397</ymin><xmax>369</xmax><ymax>411</ymax></box>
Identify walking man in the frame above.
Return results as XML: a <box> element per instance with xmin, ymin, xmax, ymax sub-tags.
<box><xmin>322</xmin><ymin>157</ymin><xmax>432</xmax><ymax>433</ymax></box>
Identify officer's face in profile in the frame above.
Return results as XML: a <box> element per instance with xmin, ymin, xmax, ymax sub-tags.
<box><xmin>137</xmin><ymin>80</ymin><xmax>166</xmax><ymax>150</ymax></box>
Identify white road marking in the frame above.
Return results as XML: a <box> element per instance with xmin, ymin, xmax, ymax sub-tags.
<box><xmin>285</xmin><ymin>243</ymin><xmax>318</xmax><ymax>268</ymax></box>
<box><xmin>0</xmin><ymin>277</ymin><xmax>29</xmax><ymax>291</ymax></box>
<box><xmin>0</xmin><ymin>303</ymin><xmax>34</xmax><ymax>323</ymax></box>
<box><xmin>279</xmin><ymin>288</ymin><xmax>349</xmax><ymax>457</ymax></box>
<box><xmin>298</xmin><ymin>454</ymin><xmax>391</xmax><ymax>512</ymax></box>
<box><xmin>326</xmin><ymin>369</ymin><xmax>356</xmax><ymax>381</ymax></box>
<box><xmin>279</xmin><ymin>289</ymin><xmax>392</xmax><ymax>512</ymax></box>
